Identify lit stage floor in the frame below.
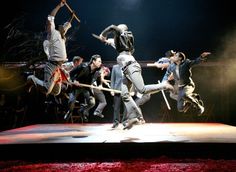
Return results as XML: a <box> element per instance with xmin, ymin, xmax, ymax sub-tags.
<box><xmin>0</xmin><ymin>123</ymin><xmax>236</xmax><ymax>160</ymax></box>
<box><xmin>0</xmin><ymin>123</ymin><xmax>236</xmax><ymax>144</ymax></box>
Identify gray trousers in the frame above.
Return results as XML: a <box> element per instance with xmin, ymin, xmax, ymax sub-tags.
<box><xmin>93</xmin><ymin>89</ymin><xmax>107</xmax><ymax>114</ymax></box>
<box><xmin>169</xmin><ymin>83</ymin><xmax>178</xmax><ymax>101</ymax></box>
<box><xmin>28</xmin><ymin>62</ymin><xmax>62</xmax><ymax>96</ymax></box>
<box><xmin>112</xmin><ymin>93</ymin><xmax>126</xmax><ymax>124</ymax></box>
<box><xmin>177</xmin><ymin>83</ymin><xmax>202</xmax><ymax>112</ymax></box>
<box><xmin>135</xmin><ymin>93</ymin><xmax>151</xmax><ymax>107</ymax></box>
<box><xmin>121</xmin><ymin>61</ymin><xmax>173</xmax><ymax>120</ymax></box>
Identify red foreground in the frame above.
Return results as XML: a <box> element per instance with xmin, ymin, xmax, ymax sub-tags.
<box><xmin>1</xmin><ymin>158</ymin><xmax>236</xmax><ymax>172</ymax></box>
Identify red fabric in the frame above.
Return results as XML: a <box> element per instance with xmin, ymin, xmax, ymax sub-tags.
<box><xmin>1</xmin><ymin>158</ymin><xmax>236</xmax><ymax>172</ymax></box>
<box><xmin>50</xmin><ymin>68</ymin><xmax>69</xmax><ymax>85</ymax></box>
<box><xmin>59</xmin><ymin>68</ymin><xmax>70</xmax><ymax>83</ymax></box>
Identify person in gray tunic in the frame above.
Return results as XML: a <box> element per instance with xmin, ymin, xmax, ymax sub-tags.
<box><xmin>26</xmin><ymin>0</ymin><xmax>75</xmax><ymax>96</ymax></box>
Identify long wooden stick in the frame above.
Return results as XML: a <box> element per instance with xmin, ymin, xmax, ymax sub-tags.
<box><xmin>92</xmin><ymin>33</ymin><xmax>116</xmax><ymax>49</ymax></box>
<box><xmin>146</xmin><ymin>63</ymin><xmax>157</xmax><ymax>67</ymax></box>
<box><xmin>78</xmin><ymin>83</ymin><xmax>121</xmax><ymax>94</ymax></box>
<box><xmin>92</xmin><ymin>33</ymin><xmax>104</xmax><ymax>42</ymax></box>
<box><xmin>64</xmin><ymin>2</ymin><xmax>81</xmax><ymax>23</ymax></box>
<box><xmin>158</xmin><ymin>80</ymin><xmax>171</xmax><ymax>110</ymax></box>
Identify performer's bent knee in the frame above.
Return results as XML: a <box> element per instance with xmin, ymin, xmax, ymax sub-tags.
<box><xmin>88</xmin><ymin>97</ymin><xmax>96</xmax><ymax>107</ymax></box>
<box><xmin>164</xmin><ymin>84</ymin><xmax>174</xmax><ymax>92</ymax></box>
<box><xmin>121</xmin><ymin>93</ymin><xmax>130</xmax><ymax>102</ymax></box>
<box><xmin>135</xmin><ymin>87</ymin><xmax>146</xmax><ymax>94</ymax></box>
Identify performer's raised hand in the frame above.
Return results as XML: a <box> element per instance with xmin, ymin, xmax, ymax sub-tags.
<box><xmin>60</xmin><ymin>0</ymin><xmax>66</xmax><ymax>6</ymax></box>
<box><xmin>99</xmin><ymin>34</ymin><xmax>107</xmax><ymax>42</ymax></box>
<box><xmin>73</xmin><ymin>80</ymin><xmax>80</xmax><ymax>87</ymax></box>
<box><xmin>147</xmin><ymin>62</ymin><xmax>169</xmax><ymax>70</ymax></box>
<box><xmin>110</xmin><ymin>91</ymin><xmax>115</xmax><ymax>96</ymax></box>
<box><xmin>200</xmin><ymin>52</ymin><xmax>211</xmax><ymax>58</ymax></box>
<box><xmin>105</xmin><ymin>38</ymin><xmax>114</xmax><ymax>46</ymax></box>
<box><xmin>98</xmin><ymin>85</ymin><xmax>103</xmax><ymax>90</ymax></box>
<box><xmin>167</xmin><ymin>73</ymin><xmax>174</xmax><ymax>81</ymax></box>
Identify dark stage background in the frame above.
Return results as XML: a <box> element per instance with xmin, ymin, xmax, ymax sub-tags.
<box><xmin>0</xmin><ymin>0</ymin><xmax>236</xmax><ymax>61</ymax></box>
<box><xmin>0</xmin><ymin>0</ymin><xmax>236</xmax><ymax>130</ymax></box>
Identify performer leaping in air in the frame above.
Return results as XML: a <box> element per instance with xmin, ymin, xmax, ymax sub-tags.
<box><xmin>26</xmin><ymin>0</ymin><xmax>79</xmax><ymax>96</ymax></box>
<box><xmin>162</xmin><ymin>51</ymin><xmax>211</xmax><ymax>115</ymax></box>
<box><xmin>96</xmin><ymin>24</ymin><xmax>173</xmax><ymax>129</ymax></box>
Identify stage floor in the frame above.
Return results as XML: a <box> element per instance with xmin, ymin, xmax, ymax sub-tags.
<box><xmin>0</xmin><ymin>122</ymin><xmax>236</xmax><ymax>144</ymax></box>
<box><xmin>1</xmin><ymin>123</ymin><xmax>236</xmax><ymax>160</ymax></box>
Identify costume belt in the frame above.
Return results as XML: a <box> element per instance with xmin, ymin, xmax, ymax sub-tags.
<box><xmin>122</xmin><ymin>61</ymin><xmax>137</xmax><ymax>71</ymax></box>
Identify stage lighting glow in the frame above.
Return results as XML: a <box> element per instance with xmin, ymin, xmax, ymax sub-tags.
<box><xmin>0</xmin><ymin>67</ymin><xmax>24</xmax><ymax>92</ymax></box>
<box><xmin>213</xmin><ymin>28</ymin><xmax>236</xmax><ymax>89</ymax></box>
<box><xmin>118</xmin><ymin>0</ymin><xmax>143</xmax><ymax>10</ymax></box>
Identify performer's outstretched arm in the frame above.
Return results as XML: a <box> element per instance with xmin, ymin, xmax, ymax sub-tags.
<box><xmin>50</xmin><ymin>0</ymin><xmax>65</xmax><ymax>17</ymax></box>
<box><xmin>189</xmin><ymin>52</ymin><xmax>212</xmax><ymax>67</ymax></box>
<box><xmin>99</xmin><ymin>25</ymin><xmax>119</xmax><ymax>39</ymax></box>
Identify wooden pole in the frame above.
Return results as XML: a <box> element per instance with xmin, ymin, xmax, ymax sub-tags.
<box><xmin>64</xmin><ymin>2</ymin><xmax>81</xmax><ymax>23</ymax></box>
<box><xmin>77</xmin><ymin>83</ymin><xmax>121</xmax><ymax>94</ymax></box>
<box><xmin>158</xmin><ymin>80</ymin><xmax>171</xmax><ymax>110</ymax></box>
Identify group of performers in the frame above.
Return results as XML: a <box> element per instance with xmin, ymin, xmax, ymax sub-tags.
<box><xmin>26</xmin><ymin>0</ymin><xmax>211</xmax><ymax>129</ymax></box>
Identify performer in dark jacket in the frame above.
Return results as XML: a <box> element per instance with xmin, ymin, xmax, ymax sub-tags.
<box><xmin>162</xmin><ymin>51</ymin><xmax>211</xmax><ymax>115</ymax></box>
<box><xmin>64</xmin><ymin>54</ymin><xmax>102</xmax><ymax>121</ymax></box>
